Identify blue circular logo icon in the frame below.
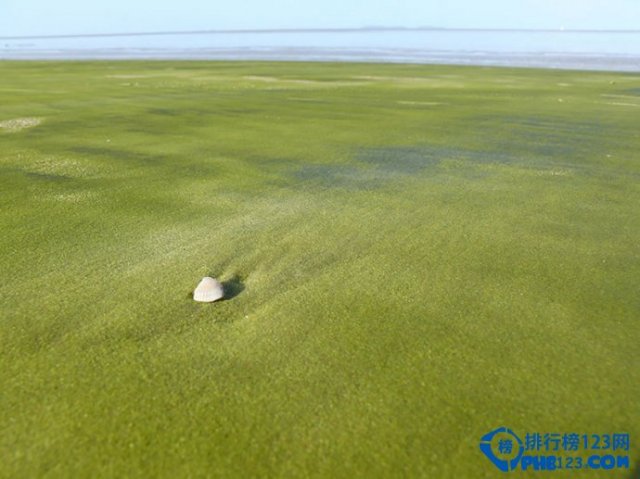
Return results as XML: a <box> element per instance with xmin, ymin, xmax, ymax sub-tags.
<box><xmin>480</xmin><ymin>427</ymin><xmax>524</xmax><ymax>472</ymax></box>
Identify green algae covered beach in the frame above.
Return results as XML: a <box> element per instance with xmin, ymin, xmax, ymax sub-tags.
<box><xmin>1</xmin><ymin>61</ymin><xmax>639</xmax><ymax>477</ymax></box>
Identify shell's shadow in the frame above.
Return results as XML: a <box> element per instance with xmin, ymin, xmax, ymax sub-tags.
<box><xmin>221</xmin><ymin>275</ymin><xmax>245</xmax><ymax>301</ymax></box>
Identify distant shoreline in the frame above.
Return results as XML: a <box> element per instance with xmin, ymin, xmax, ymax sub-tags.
<box><xmin>4</xmin><ymin>27</ymin><xmax>639</xmax><ymax>72</ymax></box>
<box><xmin>3</xmin><ymin>26</ymin><xmax>640</xmax><ymax>41</ymax></box>
<box><xmin>2</xmin><ymin>48</ymin><xmax>639</xmax><ymax>73</ymax></box>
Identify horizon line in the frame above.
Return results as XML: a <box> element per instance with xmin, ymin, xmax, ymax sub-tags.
<box><xmin>3</xmin><ymin>26</ymin><xmax>640</xmax><ymax>41</ymax></box>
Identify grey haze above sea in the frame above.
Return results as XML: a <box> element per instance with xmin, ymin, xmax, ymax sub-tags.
<box><xmin>2</xmin><ymin>29</ymin><xmax>640</xmax><ymax>72</ymax></box>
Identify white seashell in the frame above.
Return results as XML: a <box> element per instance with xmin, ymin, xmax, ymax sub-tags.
<box><xmin>193</xmin><ymin>277</ymin><xmax>224</xmax><ymax>303</ymax></box>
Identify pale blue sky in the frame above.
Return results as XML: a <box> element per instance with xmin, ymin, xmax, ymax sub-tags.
<box><xmin>1</xmin><ymin>0</ymin><xmax>639</xmax><ymax>36</ymax></box>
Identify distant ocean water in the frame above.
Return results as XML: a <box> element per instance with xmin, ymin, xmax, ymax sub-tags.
<box><xmin>2</xmin><ymin>30</ymin><xmax>640</xmax><ymax>71</ymax></box>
